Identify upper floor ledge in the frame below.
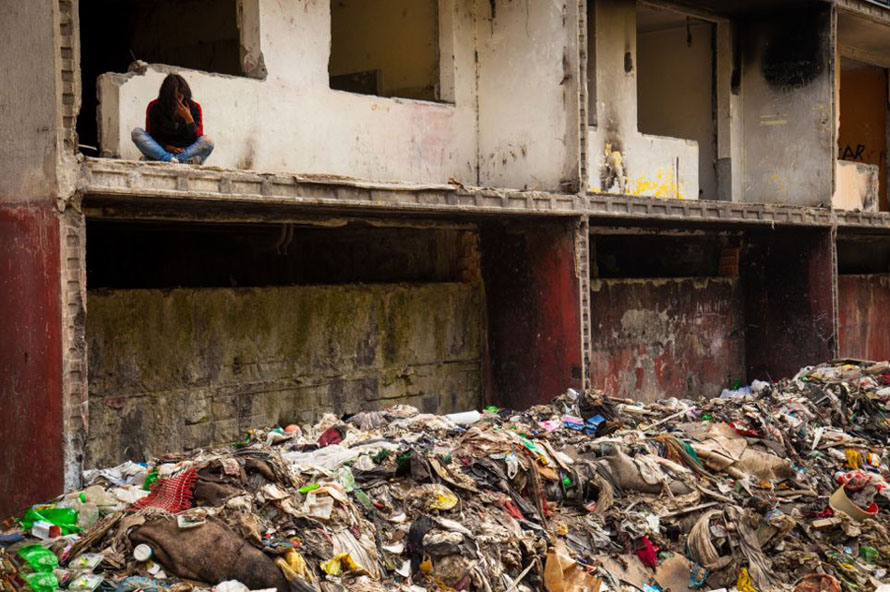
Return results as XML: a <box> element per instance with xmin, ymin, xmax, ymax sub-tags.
<box><xmin>77</xmin><ymin>158</ymin><xmax>583</xmax><ymax>216</ymax></box>
<box><xmin>77</xmin><ymin>158</ymin><xmax>890</xmax><ymax>231</ymax></box>
<box><xmin>586</xmin><ymin>192</ymin><xmax>890</xmax><ymax>231</ymax></box>
<box><xmin>838</xmin><ymin>0</ymin><xmax>890</xmax><ymax>23</ymax></box>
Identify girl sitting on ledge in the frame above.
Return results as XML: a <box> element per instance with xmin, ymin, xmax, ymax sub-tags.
<box><xmin>131</xmin><ymin>73</ymin><xmax>214</xmax><ymax>164</ymax></box>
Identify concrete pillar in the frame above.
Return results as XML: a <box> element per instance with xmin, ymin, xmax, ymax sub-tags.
<box><xmin>480</xmin><ymin>219</ymin><xmax>584</xmax><ymax>409</ymax></box>
<box><xmin>0</xmin><ymin>207</ymin><xmax>65</xmax><ymax>517</ymax></box>
<box><xmin>0</xmin><ymin>2</ymin><xmax>69</xmax><ymax>517</ymax></box>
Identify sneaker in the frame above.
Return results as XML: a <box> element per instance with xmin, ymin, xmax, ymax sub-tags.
<box><xmin>169</xmin><ymin>157</ymin><xmax>180</xmax><ymax>164</ymax></box>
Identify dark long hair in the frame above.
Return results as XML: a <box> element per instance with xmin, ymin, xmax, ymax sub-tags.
<box><xmin>158</xmin><ymin>74</ymin><xmax>192</xmax><ymax>118</ymax></box>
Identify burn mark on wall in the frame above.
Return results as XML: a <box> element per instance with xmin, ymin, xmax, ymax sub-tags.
<box><xmin>757</xmin><ymin>7</ymin><xmax>828</xmax><ymax>93</ymax></box>
<box><xmin>742</xmin><ymin>230</ymin><xmax>835</xmax><ymax>381</ymax></box>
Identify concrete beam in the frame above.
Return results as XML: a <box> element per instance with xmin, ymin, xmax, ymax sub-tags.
<box><xmin>79</xmin><ymin>158</ymin><xmax>583</xmax><ymax>217</ymax></box>
<box><xmin>837</xmin><ymin>0</ymin><xmax>890</xmax><ymax>25</ymax></box>
<box><xmin>81</xmin><ymin>158</ymin><xmax>890</xmax><ymax>232</ymax></box>
<box><xmin>586</xmin><ymin>192</ymin><xmax>836</xmax><ymax>227</ymax></box>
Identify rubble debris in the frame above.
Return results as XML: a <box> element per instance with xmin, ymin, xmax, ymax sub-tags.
<box><xmin>3</xmin><ymin>360</ymin><xmax>890</xmax><ymax>592</ymax></box>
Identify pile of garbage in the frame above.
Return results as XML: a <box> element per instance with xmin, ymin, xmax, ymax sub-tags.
<box><xmin>4</xmin><ymin>361</ymin><xmax>890</xmax><ymax>592</ymax></box>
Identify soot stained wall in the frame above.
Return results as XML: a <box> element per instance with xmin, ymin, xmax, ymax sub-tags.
<box><xmin>87</xmin><ymin>221</ymin><xmax>478</xmax><ymax>289</ymax></box>
<box><xmin>481</xmin><ymin>220</ymin><xmax>583</xmax><ymax>409</ymax></box>
<box><xmin>85</xmin><ymin>283</ymin><xmax>483</xmax><ymax>467</ymax></box>
<box><xmin>742</xmin><ymin>230</ymin><xmax>836</xmax><ymax>381</ymax></box>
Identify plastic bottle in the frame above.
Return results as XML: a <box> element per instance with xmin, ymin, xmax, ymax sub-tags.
<box><xmin>58</xmin><ymin>497</ymin><xmax>100</xmax><ymax>529</ymax></box>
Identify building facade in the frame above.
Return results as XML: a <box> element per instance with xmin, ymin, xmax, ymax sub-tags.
<box><xmin>3</xmin><ymin>0</ymin><xmax>890</xmax><ymax>516</ymax></box>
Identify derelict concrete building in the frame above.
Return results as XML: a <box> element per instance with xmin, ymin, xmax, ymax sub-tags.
<box><xmin>3</xmin><ymin>0</ymin><xmax>890</xmax><ymax>515</ymax></box>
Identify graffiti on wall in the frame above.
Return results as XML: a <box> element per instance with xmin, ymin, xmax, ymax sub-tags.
<box><xmin>840</xmin><ymin>144</ymin><xmax>867</xmax><ymax>162</ymax></box>
<box><xmin>595</xmin><ymin>141</ymin><xmax>688</xmax><ymax>199</ymax></box>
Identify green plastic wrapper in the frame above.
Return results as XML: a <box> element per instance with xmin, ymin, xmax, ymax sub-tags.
<box><xmin>860</xmin><ymin>546</ymin><xmax>879</xmax><ymax>563</ymax></box>
<box><xmin>22</xmin><ymin>571</ymin><xmax>59</xmax><ymax>592</ymax></box>
<box><xmin>298</xmin><ymin>483</ymin><xmax>320</xmax><ymax>494</ymax></box>
<box><xmin>17</xmin><ymin>545</ymin><xmax>59</xmax><ymax>573</ymax></box>
<box><xmin>18</xmin><ymin>506</ymin><xmax>80</xmax><ymax>535</ymax></box>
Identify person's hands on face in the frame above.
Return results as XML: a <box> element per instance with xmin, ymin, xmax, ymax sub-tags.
<box><xmin>176</xmin><ymin>93</ymin><xmax>194</xmax><ymax>124</ymax></box>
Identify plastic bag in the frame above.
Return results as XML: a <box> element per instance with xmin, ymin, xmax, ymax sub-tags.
<box><xmin>320</xmin><ymin>553</ymin><xmax>363</xmax><ymax>576</ymax></box>
<box><xmin>18</xmin><ymin>507</ymin><xmax>80</xmax><ymax>536</ymax></box>
<box><xmin>17</xmin><ymin>544</ymin><xmax>59</xmax><ymax>572</ymax></box>
<box><xmin>21</xmin><ymin>571</ymin><xmax>59</xmax><ymax>592</ymax></box>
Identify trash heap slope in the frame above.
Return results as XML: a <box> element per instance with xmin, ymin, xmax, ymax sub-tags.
<box><xmin>3</xmin><ymin>360</ymin><xmax>890</xmax><ymax>592</ymax></box>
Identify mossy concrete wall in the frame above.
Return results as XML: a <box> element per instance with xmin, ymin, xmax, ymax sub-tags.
<box><xmin>86</xmin><ymin>282</ymin><xmax>482</xmax><ymax>467</ymax></box>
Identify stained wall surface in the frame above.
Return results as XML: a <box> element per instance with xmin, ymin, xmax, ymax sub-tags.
<box><xmin>0</xmin><ymin>3</ymin><xmax>61</xmax><ymax>201</ymax></box>
<box><xmin>477</xmin><ymin>0</ymin><xmax>580</xmax><ymax>190</ymax></box>
<box><xmin>0</xmin><ymin>3</ymin><xmax>67</xmax><ymax>518</ymax></box>
<box><xmin>838</xmin><ymin>274</ymin><xmax>890</xmax><ymax>361</ymax></box>
<box><xmin>589</xmin><ymin>277</ymin><xmax>744</xmax><ymax>401</ymax></box>
<box><xmin>481</xmin><ymin>221</ymin><xmax>584</xmax><ymax>409</ymax></box>
<box><xmin>742</xmin><ymin>230</ymin><xmax>836</xmax><ymax>381</ymax></box>
<box><xmin>85</xmin><ymin>283</ymin><xmax>483</xmax><ymax>467</ymax></box>
<box><xmin>0</xmin><ymin>205</ymin><xmax>64</xmax><ymax>517</ymax></box>
<box><xmin>740</xmin><ymin>5</ymin><xmax>834</xmax><ymax>206</ymax></box>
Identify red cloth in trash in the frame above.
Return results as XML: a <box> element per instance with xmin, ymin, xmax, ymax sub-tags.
<box><xmin>133</xmin><ymin>468</ymin><xmax>197</xmax><ymax>513</ymax></box>
<box><xmin>317</xmin><ymin>425</ymin><xmax>346</xmax><ymax>447</ymax></box>
<box><xmin>501</xmin><ymin>499</ymin><xmax>523</xmax><ymax>520</ymax></box>
<box><xmin>636</xmin><ymin>536</ymin><xmax>658</xmax><ymax>568</ymax></box>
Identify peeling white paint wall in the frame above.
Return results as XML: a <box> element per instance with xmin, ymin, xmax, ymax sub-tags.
<box><xmin>477</xmin><ymin>0</ymin><xmax>580</xmax><ymax>191</ymax></box>
<box><xmin>96</xmin><ymin>0</ymin><xmax>578</xmax><ymax>190</ymax></box>
<box><xmin>834</xmin><ymin>160</ymin><xmax>879</xmax><ymax>211</ymax></box>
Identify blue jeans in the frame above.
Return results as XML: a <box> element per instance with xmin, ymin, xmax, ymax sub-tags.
<box><xmin>131</xmin><ymin>128</ymin><xmax>215</xmax><ymax>164</ymax></box>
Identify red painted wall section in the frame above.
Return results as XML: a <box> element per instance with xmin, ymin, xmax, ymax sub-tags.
<box><xmin>589</xmin><ymin>278</ymin><xmax>745</xmax><ymax>402</ymax></box>
<box><xmin>481</xmin><ymin>221</ymin><xmax>583</xmax><ymax>410</ymax></box>
<box><xmin>838</xmin><ymin>274</ymin><xmax>890</xmax><ymax>361</ymax></box>
<box><xmin>0</xmin><ymin>203</ymin><xmax>63</xmax><ymax>518</ymax></box>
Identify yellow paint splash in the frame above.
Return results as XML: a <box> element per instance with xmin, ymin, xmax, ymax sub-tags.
<box><xmin>628</xmin><ymin>166</ymin><xmax>686</xmax><ymax>199</ymax></box>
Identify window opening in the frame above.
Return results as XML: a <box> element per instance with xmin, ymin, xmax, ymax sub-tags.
<box><xmin>838</xmin><ymin>58</ymin><xmax>888</xmax><ymax>211</ymax></box>
<box><xmin>636</xmin><ymin>4</ymin><xmax>717</xmax><ymax>199</ymax></box>
<box><xmin>329</xmin><ymin>0</ymin><xmax>444</xmax><ymax>102</ymax></box>
<box><xmin>78</xmin><ymin>0</ymin><xmax>245</xmax><ymax>156</ymax></box>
